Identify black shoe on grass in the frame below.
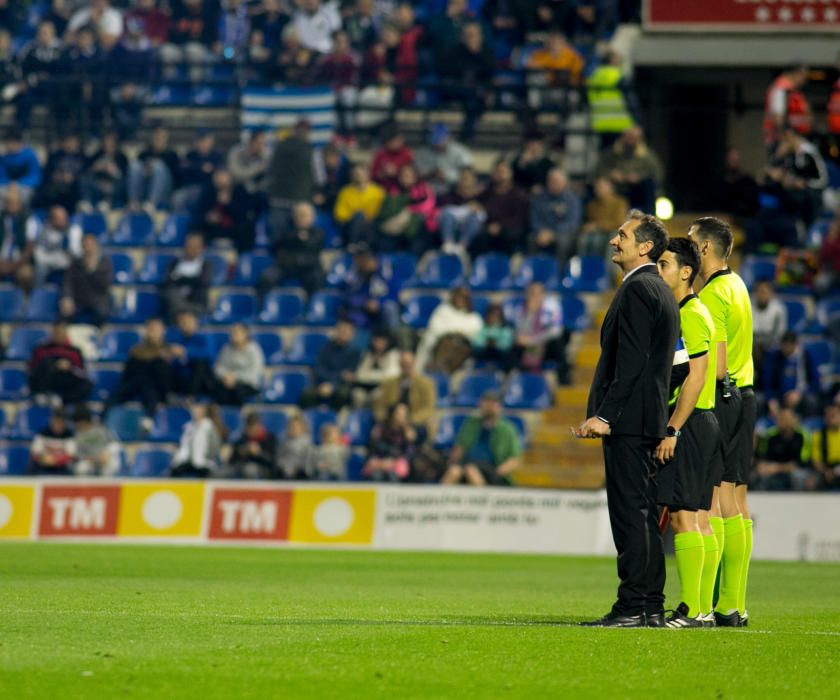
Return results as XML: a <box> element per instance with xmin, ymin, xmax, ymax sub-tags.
<box><xmin>665</xmin><ymin>603</ymin><xmax>704</xmax><ymax>628</ymax></box>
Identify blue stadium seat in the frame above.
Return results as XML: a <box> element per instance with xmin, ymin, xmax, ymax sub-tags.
<box><xmin>23</xmin><ymin>288</ymin><xmax>59</xmax><ymax>322</ymax></box>
<box><xmin>433</xmin><ymin>413</ymin><xmax>469</xmax><ymax>449</ymax></box>
<box><xmin>206</xmin><ymin>253</ymin><xmax>231</xmax><ymax>286</ymax></box>
<box><xmin>258</xmin><ymin>409</ymin><xmax>289</xmax><ymax>436</ymax></box>
<box><xmin>344</xmin><ymin>409</ymin><xmax>374</xmax><ymax>447</ymax></box>
<box><xmin>7</xmin><ymin>405</ymin><xmax>51</xmax><ymax>440</ymax></box>
<box><xmin>429</xmin><ymin>372</ymin><xmax>450</xmax><ymax>407</ymax></box>
<box><xmin>157</xmin><ymin>214</ymin><xmax>189</xmax><ymax>248</ymax></box>
<box><xmin>305</xmin><ymin>408</ymin><xmax>339</xmax><ymax>444</ymax></box>
<box><xmin>252</xmin><ymin>332</ymin><xmax>284</xmax><ymax>364</ymax></box>
<box><xmin>346</xmin><ymin>451</ymin><xmax>366</xmax><ymax>481</ymax></box>
<box><xmin>0</xmin><ymin>444</ymin><xmax>30</xmax><ymax>475</ymax></box>
<box><xmin>99</xmin><ymin>330</ymin><xmax>141</xmax><ymax>362</ymax></box>
<box><xmin>233</xmin><ymin>253</ymin><xmax>274</xmax><ymax>286</ymax></box>
<box><xmin>6</xmin><ymin>327</ymin><xmax>48</xmax><ymax>361</ymax></box>
<box><xmin>192</xmin><ymin>86</ymin><xmax>236</xmax><ymax>106</ymax></box>
<box><xmin>0</xmin><ymin>368</ymin><xmax>27</xmax><ymax>400</ymax></box>
<box><xmin>0</xmin><ymin>288</ymin><xmax>24</xmax><ymax>322</ymax></box>
<box><xmin>89</xmin><ymin>369</ymin><xmax>121</xmax><ymax>402</ymax></box>
<box><xmin>114</xmin><ymin>289</ymin><xmax>161</xmax><ymax>323</ymax></box>
<box><xmin>402</xmin><ymin>294</ymin><xmax>441</xmax><ymax>328</ymax></box>
<box><xmin>741</xmin><ymin>255</ymin><xmax>776</xmax><ymax>288</ymax></box>
<box><xmin>472</xmin><ymin>295</ymin><xmax>490</xmax><ymax>318</ymax></box>
<box><xmin>283</xmin><ymin>332</ymin><xmax>329</xmax><ymax>365</ymax></box>
<box><xmin>137</xmin><ymin>252</ymin><xmax>177</xmax><ymax>284</ymax></box>
<box><xmin>816</xmin><ymin>296</ymin><xmax>840</xmax><ymax>330</ymax></box>
<box><xmin>129</xmin><ymin>449</ymin><xmax>172</xmax><ymax>477</ymax></box>
<box><xmin>258</xmin><ymin>290</ymin><xmax>305</xmax><ymax>325</ymax></box>
<box><xmin>199</xmin><ymin>330</ymin><xmax>230</xmax><ymax>358</ymax></box>
<box><xmin>326</xmin><ymin>253</ymin><xmax>353</xmax><ymax>287</ymax></box>
<box><xmin>780</xmin><ymin>298</ymin><xmax>808</xmax><ymax>332</ymax></box>
<box><xmin>304</xmin><ymin>291</ymin><xmax>342</xmax><ymax>326</ymax></box>
<box><xmin>255</xmin><ymin>212</ymin><xmax>270</xmax><ymax>248</ymax></box>
<box><xmin>561</xmin><ymin>256</ymin><xmax>610</xmax><ymax>293</ymax></box>
<box><xmin>263</xmin><ymin>370</ymin><xmax>309</xmax><ymax>404</ymax></box>
<box><xmin>150</xmin><ymin>84</ymin><xmax>191</xmax><ymax>106</ymax></box>
<box><xmin>410</xmin><ymin>253</ymin><xmax>464</xmax><ymax>289</ymax></box>
<box><xmin>503</xmin><ymin>373</ymin><xmax>553</xmax><ymax>409</ymax></box>
<box><xmin>150</xmin><ymin>406</ymin><xmax>191</xmax><ymax>443</ymax></box>
<box><xmin>452</xmin><ymin>373</ymin><xmax>502</xmax><ymax>407</ymax></box>
<box><xmin>315</xmin><ymin>209</ymin><xmax>341</xmax><ymax>249</ymax></box>
<box><xmin>108</xmin><ymin>252</ymin><xmax>135</xmax><ymax>285</ymax></box>
<box><xmin>73</xmin><ymin>212</ymin><xmax>108</xmax><ymax>238</ymax></box>
<box><xmin>379</xmin><ymin>253</ymin><xmax>418</xmax><ymax>289</ymax></box>
<box><xmin>805</xmin><ymin>340</ymin><xmax>834</xmax><ymax>391</ymax></box>
<box><xmin>507</xmin><ymin>414</ymin><xmax>529</xmax><ymax>446</ymax></box>
<box><xmin>111</xmin><ymin>213</ymin><xmax>155</xmax><ymax>246</ymax></box>
<box><xmin>501</xmin><ymin>297</ymin><xmax>523</xmax><ymax>324</ymax></box>
<box><xmin>105</xmin><ymin>406</ymin><xmax>146</xmax><ymax>442</ymax></box>
<box><xmin>561</xmin><ymin>294</ymin><xmax>590</xmax><ymax>332</ymax></box>
<box><xmin>210</xmin><ymin>292</ymin><xmax>257</xmax><ymax>324</ymax></box>
<box><xmin>469</xmin><ymin>254</ymin><xmax>512</xmax><ymax>291</ymax></box>
<box><xmin>508</xmin><ymin>255</ymin><xmax>560</xmax><ymax>290</ymax></box>
<box><xmin>802</xmin><ymin>416</ymin><xmax>825</xmax><ymax>434</ymax></box>
<box><xmin>219</xmin><ymin>406</ymin><xmax>244</xmax><ymax>438</ymax></box>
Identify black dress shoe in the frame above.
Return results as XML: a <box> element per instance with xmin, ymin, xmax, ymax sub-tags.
<box><xmin>647</xmin><ymin>612</ymin><xmax>666</xmax><ymax>628</ymax></box>
<box><xmin>579</xmin><ymin>612</ymin><xmax>647</xmax><ymax>628</ymax></box>
<box><xmin>714</xmin><ymin>609</ymin><xmax>742</xmax><ymax>628</ymax></box>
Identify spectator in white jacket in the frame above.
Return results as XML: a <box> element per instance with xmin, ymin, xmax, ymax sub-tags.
<box><xmin>213</xmin><ymin>324</ymin><xmax>266</xmax><ymax>406</ymax></box>
<box><xmin>293</xmin><ymin>0</ymin><xmax>341</xmax><ymax>53</ymax></box>
<box><xmin>32</xmin><ymin>206</ymin><xmax>82</xmax><ymax>286</ymax></box>
<box><xmin>170</xmin><ymin>403</ymin><xmax>228</xmax><ymax>478</ymax></box>
<box><xmin>752</xmin><ymin>279</ymin><xmax>788</xmax><ymax>384</ymax></box>
<box><xmin>415</xmin><ymin>286</ymin><xmax>483</xmax><ymax>373</ymax></box>
<box><xmin>355</xmin><ymin>330</ymin><xmax>401</xmax><ymax>391</ymax></box>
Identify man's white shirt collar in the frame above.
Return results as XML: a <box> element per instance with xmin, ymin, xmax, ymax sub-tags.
<box><xmin>622</xmin><ymin>262</ymin><xmax>657</xmax><ymax>282</ymax></box>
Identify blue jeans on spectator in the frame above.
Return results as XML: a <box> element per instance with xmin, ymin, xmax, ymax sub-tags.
<box><xmin>128</xmin><ymin>159</ymin><xmax>173</xmax><ymax>208</ymax></box>
<box><xmin>439</xmin><ymin>207</ymin><xmax>484</xmax><ymax>249</ymax></box>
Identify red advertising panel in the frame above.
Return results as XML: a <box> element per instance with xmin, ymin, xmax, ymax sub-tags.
<box><xmin>39</xmin><ymin>485</ymin><xmax>121</xmax><ymax>537</ymax></box>
<box><xmin>644</xmin><ymin>0</ymin><xmax>840</xmax><ymax>32</ymax></box>
<box><xmin>208</xmin><ymin>489</ymin><xmax>292</xmax><ymax>541</ymax></box>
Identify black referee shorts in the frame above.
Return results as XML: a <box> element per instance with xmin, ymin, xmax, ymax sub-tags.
<box><xmin>733</xmin><ymin>387</ymin><xmax>756</xmax><ymax>486</ymax></box>
<box><xmin>713</xmin><ymin>381</ymin><xmax>743</xmax><ymax>485</ymax></box>
<box><xmin>658</xmin><ymin>409</ymin><xmax>721</xmax><ymax>512</ymax></box>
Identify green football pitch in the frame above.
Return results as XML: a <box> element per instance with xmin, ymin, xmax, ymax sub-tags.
<box><xmin>1</xmin><ymin>543</ymin><xmax>838</xmax><ymax>699</ymax></box>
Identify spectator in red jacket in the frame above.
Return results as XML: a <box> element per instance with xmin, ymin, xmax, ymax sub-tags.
<box><xmin>28</xmin><ymin>320</ymin><xmax>93</xmax><ymax>406</ymax></box>
<box><xmin>371</xmin><ymin>127</ymin><xmax>414</xmax><ymax>193</ymax></box>
<box><xmin>29</xmin><ymin>409</ymin><xmax>76</xmax><ymax>476</ymax></box>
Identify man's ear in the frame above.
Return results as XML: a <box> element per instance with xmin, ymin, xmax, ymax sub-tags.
<box><xmin>638</xmin><ymin>239</ymin><xmax>654</xmax><ymax>258</ymax></box>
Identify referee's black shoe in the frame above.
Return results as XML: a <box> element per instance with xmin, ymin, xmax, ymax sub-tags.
<box><xmin>713</xmin><ymin>609</ymin><xmax>742</xmax><ymax>627</ymax></box>
<box><xmin>579</xmin><ymin>611</ymin><xmax>647</xmax><ymax>628</ymax></box>
<box><xmin>665</xmin><ymin>603</ymin><xmax>704</xmax><ymax>628</ymax></box>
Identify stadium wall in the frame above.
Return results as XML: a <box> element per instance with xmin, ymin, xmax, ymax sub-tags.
<box><xmin>0</xmin><ymin>480</ymin><xmax>838</xmax><ymax>562</ymax></box>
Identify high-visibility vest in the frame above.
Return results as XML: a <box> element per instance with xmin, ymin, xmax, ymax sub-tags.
<box><xmin>763</xmin><ymin>75</ymin><xmax>811</xmax><ymax>143</ymax></box>
<box><xmin>828</xmin><ymin>79</ymin><xmax>840</xmax><ymax>135</ymax></box>
<box><xmin>586</xmin><ymin>65</ymin><xmax>634</xmax><ymax>134</ymax></box>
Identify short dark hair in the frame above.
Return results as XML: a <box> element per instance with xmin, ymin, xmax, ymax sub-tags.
<box><xmin>628</xmin><ymin>209</ymin><xmax>669</xmax><ymax>261</ymax></box>
<box><xmin>692</xmin><ymin>216</ymin><xmax>733</xmax><ymax>259</ymax></box>
<box><xmin>667</xmin><ymin>237</ymin><xmax>701</xmax><ymax>286</ymax></box>
<box><xmin>781</xmin><ymin>330</ymin><xmax>798</xmax><ymax>345</ymax></box>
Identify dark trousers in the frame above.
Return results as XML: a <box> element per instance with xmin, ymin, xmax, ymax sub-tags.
<box><xmin>602</xmin><ymin>435</ymin><xmax>665</xmax><ymax>616</ymax></box>
<box><xmin>299</xmin><ymin>383</ymin><xmax>353</xmax><ymax>411</ymax></box>
<box><xmin>107</xmin><ymin>357</ymin><xmax>171</xmax><ymax>417</ymax></box>
<box><xmin>29</xmin><ymin>367</ymin><xmax>93</xmax><ymax>406</ymax></box>
<box><xmin>213</xmin><ymin>381</ymin><xmax>259</xmax><ymax>407</ymax></box>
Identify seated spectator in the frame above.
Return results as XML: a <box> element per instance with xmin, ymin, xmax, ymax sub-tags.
<box><xmin>338</xmin><ymin>245</ymin><xmax>400</xmax><ymax>331</ymax></box>
<box><xmin>473</xmin><ymin>303</ymin><xmax>515</xmax><ymax>372</ymax></box>
<box><xmin>580</xmin><ymin>176</ymin><xmax>627</xmax><ymax>256</ymax></box>
<box><xmin>28</xmin><ymin>321</ymin><xmax>93</xmax><ymax>406</ymax></box>
<box><xmin>0</xmin><ymin>128</ymin><xmax>42</xmax><ymax>205</ymax></box>
<box><xmin>334</xmin><ymin>163</ymin><xmax>386</xmax><ymax>247</ymax></box>
<box><xmin>438</xmin><ymin>166</ymin><xmax>485</xmax><ymax>255</ymax></box>
<box><xmin>812</xmin><ymin>403</ymin><xmax>840</xmax><ymax>489</ymax></box>
<box><xmin>373</xmin><ymin>350</ymin><xmax>437</xmax><ymax>441</ymax></box>
<box><xmin>125</xmin><ymin>0</ymin><xmax>170</xmax><ymax>47</ymax></box>
<box><xmin>276</xmin><ymin>413</ymin><xmax>313</xmax><ymax>478</ymax></box>
<box><xmin>763</xmin><ymin>331</ymin><xmax>821</xmax><ymax>417</ymax></box>
<box><xmin>364</xmin><ymin>403</ymin><xmax>417</xmax><ymax>481</ymax></box>
<box><xmin>41</xmin><ymin>133</ymin><xmax>86</xmax><ymax>186</ymax></box>
<box><xmin>258</xmin><ymin>201</ymin><xmax>324</xmax><ymax>301</ymax></box>
<box><xmin>160</xmin><ymin>233</ymin><xmax>212</xmax><ymax>323</ymax></box>
<box><xmin>512</xmin><ymin>133</ymin><xmax>556</xmax><ymax>194</ymax></box>
<box><xmin>313</xmin><ymin>143</ymin><xmax>350</xmax><ymax>212</ymax></box>
<box><xmin>31</xmin><ymin>205</ymin><xmax>82</xmax><ymax>287</ymax></box>
<box><xmin>299</xmin><ymin>319</ymin><xmax>361</xmax><ymax>410</ymax></box>
<box><xmin>191</xmin><ymin>169</ymin><xmax>257</xmax><ymax>252</ymax></box>
<box><xmin>106</xmin><ymin>318</ymin><xmax>172</xmax><ymax>427</ymax></box>
<box><xmin>274</xmin><ymin>25</ymin><xmax>316</xmax><ymax>85</ymax></box>
<box><xmin>468</xmin><ymin>161</ymin><xmax>530</xmax><ymax>257</ymax></box>
<box><xmin>311</xmin><ymin>423</ymin><xmax>349</xmax><ymax>480</ymax></box>
<box><xmin>60</xmin><ymin>233</ymin><xmax>112</xmax><ymax>326</ymax></box>
<box><xmin>173</xmin><ymin>128</ymin><xmax>224</xmax><ymax>213</ymax></box>
<box><xmin>293</xmin><ymin>0</ymin><xmax>341</xmax><ymax>53</ymax></box>
<box><xmin>169</xmin><ymin>310</ymin><xmax>215</xmax><ymax>397</ymax></box>
<box><xmin>80</xmin><ymin>131</ymin><xmax>128</xmax><ymax>211</ymax></box>
<box><xmin>414</xmin><ymin>124</ymin><xmax>473</xmax><ymax>195</ymax></box>
<box><xmin>371</xmin><ymin>128</ymin><xmax>415</xmax><ymax>194</ymax></box>
<box><xmin>441</xmin><ymin>390</ymin><xmax>521</xmax><ymax>486</ymax></box>
<box><xmin>596</xmin><ymin>126</ymin><xmax>662</xmax><ymax>214</ymax></box>
<box><xmin>227</xmin><ymin>130</ymin><xmax>269</xmax><ymax>195</ymax></box>
<box><xmin>127</xmin><ymin>126</ymin><xmax>179</xmax><ymax>212</ymax></box>
<box><xmin>355</xmin><ymin>330</ymin><xmax>400</xmax><ymax>392</ymax></box>
<box><xmin>161</xmin><ymin>0</ymin><xmax>218</xmax><ymax>82</ymax></box>
<box><xmin>213</xmin><ymin>323</ymin><xmax>265</xmax><ymax>406</ymax></box>
<box><xmin>170</xmin><ymin>403</ymin><xmax>227</xmax><ymax>478</ymax></box>
<box><xmin>514</xmin><ymin>282</ymin><xmax>570</xmax><ymax>384</ymax></box>
<box><xmin>29</xmin><ymin>409</ymin><xmax>76</xmax><ymax>476</ymax></box>
<box><xmin>527</xmin><ymin>31</ymin><xmax>584</xmax><ymax>87</ymax></box>
<box><xmin>374</xmin><ymin>163</ymin><xmax>437</xmax><ymax>255</ymax></box>
<box><xmin>0</xmin><ymin>185</ymin><xmax>35</xmax><ymax>292</ymax></box>
<box><xmin>753</xmin><ymin>407</ymin><xmax>816</xmax><ymax>491</ymax></box>
<box><xmin>73</xmin><ymin>404</ymin><xmax>121</xmax><ymax>477</ymax></box>
<box><xmin>32</xmin><ymin>159</ymin><xmax>81</xmax><ymax>213</ymax></box>
<box><xmin>229</xmin><ymin>411</ymin><xmax>278</xmax><ymax>479</ymax></box>
<box><xmin>815</xmin><ymin>215</ymin><xmax>840</xmax><ymax>297</ymax></box>
<box><xmin>68</xmin><ymin>0</ymin><xmax>123</xmax><ymax>47</ymax></box>
<box><xmin>529</xmin><ymin>168</ymin><xmax>582</xmax><ymax>263</ymax></box>
<box><xmin>415</xmin><ymin>286</ymin><xmax>483</xmax><ymax>373</ymax></box>
<box><xmin>752</xmin><ymin>280</ymin><xmax>787</xmax><ymax>387</ymax></box>
<box><xmin>719</xmin><ymin>146</ymin><xmax>759</xmax><ymax>223</ymax></box>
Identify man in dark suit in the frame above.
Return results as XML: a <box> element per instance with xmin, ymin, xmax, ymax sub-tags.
<box><xmin>575</xmin><ymin>210</ymin><xmax>680</xmax><ymax>628</ymax></box>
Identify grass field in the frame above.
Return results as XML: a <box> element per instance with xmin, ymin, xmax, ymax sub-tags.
<box><xmin>1</xmin><ymin>544</ymin><xmax>839</xmax><ymax>699</ymax></box>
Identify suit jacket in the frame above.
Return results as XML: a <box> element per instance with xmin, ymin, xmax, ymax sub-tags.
<box><xmin>373</xmin><ymin>374</ymin><xmax>437</xmax><ymax>432</ymax></box>
<box><xmin>587</xmin><ymin>265</ymin><xmax>680</xmax><ymax>438</ymax></box>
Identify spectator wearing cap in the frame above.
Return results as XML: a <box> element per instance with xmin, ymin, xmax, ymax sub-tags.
<box><xmin>229</xmin><ymin>411</ymin><xmax>279</xmax><ymax>479</ymax></box>
<box><xmin>213</xmin><ymin>323</ymin><xmax>266</xmax><ymax>406</ymax></box>
<box><xmin>299</xmin><ymin>319</ymin><xmax>361</xmax><ymax>410</ymax></box>
<box><xmin>371</xmin><ymin>129</ymin><xmax>415</xmax><ymax>194</ymax></box>
<box><xmin>191</xmin><ymin>168</ymin><xmax>258</xmax><ymax>252</ymax></box>
<box><xmin>414</xmin><ymin>124</ymin><xmax>473</xmax><ymax>194</ymax></box>
<box><xmin>529</xmin><ymin>168</ymin><xmax>582</xmax><ymax>264</ymax></box>
<box><xmin>227</xmin><ymin>131</ymin><xmax>270</xmax><ymax>195</ymax></box>
<box><xmin>441</xmin><ymin>390</ymin><xmax>522</xmax><ymax>486</ymax></box>
<box><xmin>61</xmin><ymin>233</ymin><xmax>112</xmax><ymax>326</ymax></box>
<box><xmin>29</xmin><ymin>409</ymin><xmax>76</xmax><ymax>476</ymax></box>
<box><xmin>73</xmin><ymin>405</ymin><xmax>121</xmax><ymax>477</ymax></box>
<box><xmin>0</xmin><ymin>129</ymin><xmax>41</xmax><ymax>206</ymax></box>
<box><xmin>293</xmin><ymin>0</ymin><xmax>341</xmax><ymax>54</ymax></box>
<box><xmin>31</xmin><ymin>205</ymin><xmax>82</xmax><ymax>287</ymax></box>
<box><xmin>334</xmin><ymin>163</ymin><xmax>386</xmax><ymax>246</ymax></box>
<box><xmin>512</xmin><ymin>133</ymin><xmax>556</xmax><ymax>194</ymax></box>
<box><xmin>337</xmin><ymin>246</ymin><xmax>400</xmax><ymax>331</ymax></box>
<box><xmin>0</xmin><ymin>186</ymin><xmax>36</xmax><ymax>293</ymax></box>
<box><xmin>28</xmin><ymin>321</ymin><xmax>93</xmax><ymax>406</ymax></box>
<box><xmin>173</xmin><ymin>129</ymin><xmax>224</xmax><ymax>213</ymax></box>
<box><xmin>160</xmin><ymin>233</ymin><xmax>212</xmax><ymax>322</ymax></box>
<box><xmin>128</xmin><ymin>126</ymin><xmax>180</xmax><ymax>212</ymax></box>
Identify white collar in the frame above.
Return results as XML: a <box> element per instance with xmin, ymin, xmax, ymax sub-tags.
<box><xmin>622</xmin><ymin>262</ymin><xmax>657</xmax><ymax>282</ymax></box>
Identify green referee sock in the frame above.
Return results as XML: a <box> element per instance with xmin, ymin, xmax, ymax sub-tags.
<box><xmin>674</xmin><ymin>532</ymin><xmax>705</xmax><ymax>616</ymax></box>
<box><xmin>738</xmin><ymin>519</ymin><xmax>753</xmax><ymax>615</ymax></box>
<box><xmin>709</xmin><ymin>516</ymin><xmax>725</xmax><ymax>605</ymax></box>
<box><xmin>716</xmin><ymin>514</ymin><xmax>745</xmax><ymax>614</ymax></box>
<box><xmin>699</xmin><ymin>534</ymin><xmax>719</xmax><ymax>615</ymax></box>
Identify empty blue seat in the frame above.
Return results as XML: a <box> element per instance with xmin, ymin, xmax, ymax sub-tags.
<box><xmin>304</xmin><ymin>291</ymin><xmax>342</xmax><ymax>326</ymax></box>
<box><xmin>503</xmin><ymin>373</ymin><xmax>552</xmax><ymax>409</ymax></box>
<box><xmin>8</xmin><ymin>405</ymin><xmax>51</xmax><ymax>440</ymax></box>
<box><xmin>509</xmin><ymin>255</ymin><xmax>560</xmax><ymax>290</ymax></box>
<box><xmin>411</xmin><ymin>253</ymin><xmax>464</xmax><ymax>288</ymax></box>
<box><xmin>0</xmin><ymin>287</ymin><xmax>24</xmax><ymax>321</ymax></box>
<box><xmin>6</xmin><ymin>327</ymin><xmax>48</xmax><ymax>360</ymax></box>
<box><xmin>201</xmin><ymin>331</ymin><xmax>231</xmax><ymax>358</ymax></box>
<box><xmin>258</xmin><ymin>409</ymin><xmax>289</xmax><ymax>436</ymax></box>
<box><xmin>305</xmin><ymin>408</ymin><xmax>339</xmax><ymax>443</ymax></box>
<box><xmin>315</xmin><ymin>210</ymin><xmax>341</xmax><ymax>249</ymax></box>
<box><xmin>130</xmin><ymin>449</ymin><xmax>172</xmax><ymax>477</ymax></box>
<box><xmin>469</xmin><ymin>254</ymin><xmax>512</xmax><ymax>291</ymax></box>
<box><xmin>561</xmin><ymin>256</ymin><xmax>609</xmax><ymax>293</ymax></box>
<box><xmin>452</xmin><ymin>373</ymin><xmax>502</xmax><ymax>407</ymax></box>
<box><xmin>0</xmin><ymin>445</ymin><xmax>30</xmax><ymax>475</ymax></box>
<box><xmin>344</xmin><ymin>409</ymin><xmax>374</xmax><ymax>446</ymax></box>
<box><xmin>233</xmin><ymin>253</ymin><xmax>274</xmax><ymax>286</ymax></box>
<box><xmin>114</xmin><ymin>289</ymin><xmax>161</xmax><ymax>323</ymax></box>
<box><xmin>111</xmin><ymin>213</ymin><xmax>154</xmax><ymax>246</ymax></box>
<box><xmin>326</xmin><ymin>253</ymin><xmax>353</xmax><ymax>287</ymax></box>
<box><xmin>210</xmin><ymin>292</ymin><xmax>257</xmax><ymax>324</ymax></box>
<box><xmin>0</xmin><ymin>368</ymin><xmax>27</xmax><ymax>400</ymax></box>
<box><xmin>781</xmin><ymin>298</ymin><xmax>808</xmax><ymax>332</ymax></box>
<box><xmin>741</xmin><ymin>255</ymin><xmax>776</xmax><ymax>288</ymax></box>
<box><xmin>89</xmin><ymin>369</ymin><xmax>121</xmax><ymax>401</ymax></box>
<box><xmin>150</xmin><ymin>84</ymin><xmax>191</xmax><ymax>106</ymax></box>
<box><xmin>472</xmin><ymin>295</ymin><xmax>491</xmax><ymax>318</ymax></box>
<box><xmin>429</xmin><ymin>372</ymin><xmax>450</xmax><ymax>407</ymax></box>
<box><xmin>74</xmin><ymin>212</ymin><xmax>108</xmax><ymax>238</ymax></box>
<box><xmin>108</xmin><ymin>252</ymin><xmax>135</xmax><ymax>284</ymax></box>
<box><xmin>99</xmin><ymin>330</ymin><xmax>141</xmax><ymax>362</ymax></box>
<box><xmin>561</xmin><ymin>294</ymin><xmax>590</xmax><ymax>332</ymax></box>
<box><xmin>433</xmin><ymin>413</ymin><xmax>469</xmax><ymax>449</ymax></box>
<box><xmin>259</xmin><ymin>290</ymin><xmax>305</xmax><ymax>325</ymax></box>
<box><xmin>379</xmin><ymin>253</ymin><xmax>418</xmax><ymax>289</ymax></box>
<box><xmin>507</xmin><ymin>414</ymin><xmax>529</xmax><ymax>446</ymax></box>
<box><xmin>255</xmin><ymin>212</ymin><xmax>270</xmax><ymax>248</ymax></box>
<box><xmin>105</xmin><ymin>406</ymin><xmax>146</xmax><ymax>441</ymax></box>
<box><xmin>264</xmin><ymin>370</ymin><xmax>309</xmax><ymax>404</ymax></box>
<box><xmin>150</xmin><ymin>406</ymin><xmax>191</xmax><ymax>443</ymax></box>
<box><xmin>219</xmin><ymin>406</ymin><xmax>244</xmax><ymax>437</ymax></box>
<box><xmin>23</xmin><ymin>288</ymin><xmax>58</xmax><ymax>322</ymax></box>
<box><xmin>402</xmin><ymin>294</ymin><xmax>441</xmax><ymax>328</ymax></box>
<box><xmin>206</xmin><ymin>253</ymin><xmax>230</xmax><ymax>286</ymax></box>
<box><xmin>192</xmin><ymin>86</ymin><xmax>236</xmax><ymax>106</ymax></box>
<box><xmin>137</xmin><ymin>252</ymin><xmax>177</xmax><ymax>284</ymax></box>
<box><xmin>157</xmin><ymin>214</ymin><xmax>189</xmax><ymax>247</ymax></box>
<box><xmin>283</xmin><ymin>331</ymin><xmax>330</xmax><ymax>366</ymax></box>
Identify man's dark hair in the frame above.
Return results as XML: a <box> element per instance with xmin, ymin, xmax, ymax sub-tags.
<box><xmin>781</xmin><ymin>330</ymin><xmax>798</xmax><ymax>345</ymax></box>
<box><xmin>628</xmin><ymin>209</ymin><xmax>669</xmax><ymax>261</ymax></box>
<box><xmin>244</xmin><ymin>411</ymin><xmax>262</xmax><ymax>427</ymax></box>
<box><xmin>692</xmin><ymin>216</ymin><xmax>733</xmax><ymax>259</ymax></box>
<box><xmin>667</xmin><ymin>237</ymin><xmax>701</xmax><ymax>286</ymax></box>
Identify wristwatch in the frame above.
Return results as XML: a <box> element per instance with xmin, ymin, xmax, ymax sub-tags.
<box><xmin>665</xmin><ymin>426</ymin><xmax>681</xmax><ymax>438</ymax></box>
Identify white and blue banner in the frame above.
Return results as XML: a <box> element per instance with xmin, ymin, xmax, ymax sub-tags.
<box><xmin>241</xmin><ymin>86</ymin><xmax>336</xmax><ymax>146</ymax></box>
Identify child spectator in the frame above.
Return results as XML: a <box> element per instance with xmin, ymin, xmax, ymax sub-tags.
<box><xmin>170</xmin><ymin>403</ymin><xmax>227</xmax><ymax>478</ymax></box>
<box><xmin>473</xmin><ymin>303</ymin><xmax>515</xmax><ymax>372</ymax></box>
<box><xmin>311</xmin><ymin>423</ymin><xmax>349</xmax><ymax>480</ymax></box>
<box><xmin>276</xmin><ymin>414</ymin><xmax>313</xmax><ymax>478</ymax></box>
<box><xmin>229</xmin><ymin>412</ymin><xmax>278</xmax><ymax>479</ymax></box>
<box><xmin>364</xmin><ymin>403</ymin><xmax>416</xmax><ymax>481</ymax></box>
<box><xmin>73</xmin><ymin>404</ymin><xmax>121</xmax><ymax>477</ymax></box>
<box><xmin>29</xmin><ymin>409</ymin><xmax>76</xmax><ymax>475</ymax></box>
